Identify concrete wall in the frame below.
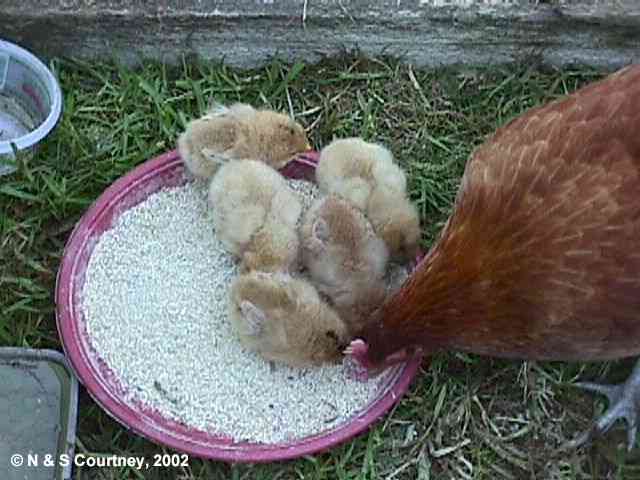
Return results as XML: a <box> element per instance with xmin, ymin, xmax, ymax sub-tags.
<box><xmin>2</xmin><ymin>0</ymin><xmax>639</xmax><ymax>68</ymax></box>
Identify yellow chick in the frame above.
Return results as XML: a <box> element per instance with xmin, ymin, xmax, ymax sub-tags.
<box><xmin>315</xmin><ymin>137</ymin><xmax>420</xmax><ymax>262</ymax></box>
<box><xmin>300</xmin><ymin>195</ymin><xmax>389</xmax><ymax>333</ymax></box>
<box><xmin>366</xmin><ymin>186</ymin><xmax>421</xmax><ymax>263</ymax></box>
<box><xmin>208</xmin><ymin>160</ymin><xmax>302</xmax><ymax>273</ymax></box>
<box><xmin>228</xmin><ymin>271</ymin><xmax>350</xmax><ymax>367</ymax></box>
<box><xmin>315</xmin><ymin>137</ymin><xmax>405</xmax><ymax>209</ymax></box>
<box><xmin>178</xmin><ymin>103</ymin><xmax>312</xmax><ymax>180</ymax></box>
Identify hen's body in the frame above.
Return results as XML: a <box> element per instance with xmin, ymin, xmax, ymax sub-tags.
<box><xmin>360</xmin><ymin>65</ymin><xmax>640</xmax><ymax>366</ymax></box>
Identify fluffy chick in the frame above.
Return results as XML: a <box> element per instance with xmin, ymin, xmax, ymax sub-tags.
<box><xmin>315</xmin><ymin>137</ymin><xmax>420</xmax><ymax>261</ymax></box>
<box><xmin>366</xmin><ymin>186</ymin><xmax>421</xmax><ymax>262</ymax></box>
<box><xmin>300</xmin><ymin>195</ymin><xmax>389</xmax><ymax>333</ymax></box>
<box><xmin>315</xmin><ymin>137</ymin><xmax>404</xmax><ymax>209</ymax></box>
<box><xmin>208</xmin><ymin>160</ymin><xmax>302</xmax><ymax>273</ymax></box>
<box><xmin>178</xmin><ymin>103</ymin><xmax>311</xmax><ymax>180</ymax></box>
<box><xmin>228</xmin><ymin>271</ymin><xmax>350</xmax><ymax>367</ymax></box>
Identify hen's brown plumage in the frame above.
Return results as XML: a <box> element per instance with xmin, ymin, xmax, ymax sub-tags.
<box><xmin>358</xmin><ymin>65</ymin><xmax>640</xmax><ymax>366</ymax></box>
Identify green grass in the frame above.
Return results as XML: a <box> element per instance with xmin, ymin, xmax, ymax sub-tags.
<box><xmin>2</xmin><ymin>53</ymin><xmax>639</xmax><ymax>479</ymax></box>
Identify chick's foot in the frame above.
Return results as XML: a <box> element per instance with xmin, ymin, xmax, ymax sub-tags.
<box><xmin>568</xmin><ymin>359</ymin><xmax>640</xmax><ymax>451</ymax></box>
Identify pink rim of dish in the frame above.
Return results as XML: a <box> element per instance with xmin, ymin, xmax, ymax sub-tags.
<box><xmin>55</xmin><ymin>149</ymin><xmax>424</xmax><ymax>463</ymax></box>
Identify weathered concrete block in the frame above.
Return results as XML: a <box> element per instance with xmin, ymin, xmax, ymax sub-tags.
<box><xmin>1</xmin><ymin>0</ymin><xmax>639</xmax><ymax>68</ymax></box>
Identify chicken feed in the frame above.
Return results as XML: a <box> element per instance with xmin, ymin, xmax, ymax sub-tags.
<box><xmin>81</xmin><ymin>178</ymin><xmax>403</xmax><ymax>444</ymax></box>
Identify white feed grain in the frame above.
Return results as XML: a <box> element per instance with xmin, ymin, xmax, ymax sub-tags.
<box><xmin>82</xmin><ymin>178</ymin><xmax>397</xmax><ymax>444</ymax></box>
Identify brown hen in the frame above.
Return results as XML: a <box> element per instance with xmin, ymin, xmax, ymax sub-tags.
<box><xmin>347</xmin><ymin>65</ymin><xmax>640</xmax><ymax>449</ymax></box>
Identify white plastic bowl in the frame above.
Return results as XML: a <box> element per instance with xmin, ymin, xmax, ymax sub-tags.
<box><xmin>0</xmin><ymin>39</ymin><xmax>63</xmax><ymax>175</ymax></box>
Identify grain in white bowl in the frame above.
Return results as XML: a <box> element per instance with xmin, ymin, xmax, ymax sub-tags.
<box><xmin>82</xmin><ymin>178</ymin><xmax>398</xmax><ymax>444</ymax></box>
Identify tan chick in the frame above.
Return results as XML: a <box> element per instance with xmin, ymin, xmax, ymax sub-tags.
<box><xmin>366</xmin><ymin>186</ymin><xmax>421</xmax><ymax>262</ymax></box>
<box><xmin>315</xmin><ymin>137</ymin><xmax>403</xmax><ymax>209</ymax></box>
<box><xmin>208</xmin><ymin>160</ymin><xmax>302</xmax><ymax>273</ymax></box>
<box><xmin>315</xmin><ymin>137</ymin><xmax>421</xmax><ymax>262</ymax></box>
<box><xmin>228</xmin><ymin>271</ymin><xmax>350</xmax><ymax>367</ymax></box>
<box><xmin>178</xmin><ymin>103</ymin><xmax>312</xmax><ymax>180</ymax></box>
<box><xmin>300</xmin><ymin>195</ymin><xmax>389</xmax><ymax>334</ymax></box>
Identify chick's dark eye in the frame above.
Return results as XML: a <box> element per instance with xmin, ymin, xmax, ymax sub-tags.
<box><xmin>325</xmin><ymin>330</ymin><xmax>338</xmax><ymax>341</ymax></box>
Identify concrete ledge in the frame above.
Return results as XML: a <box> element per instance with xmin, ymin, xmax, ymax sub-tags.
<box><xmin>2</xmin><ymin>1</ymin><xmax>639</xmax><ymax>68</ymax></box>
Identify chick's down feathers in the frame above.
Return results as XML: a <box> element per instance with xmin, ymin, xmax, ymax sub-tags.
<box><xmin>208</xmin><ymin>160</ymin><xmax>302</xmax><ymax>273</ymax></box>
<box><xmin>300</xmin><ymin>195</ymin><xmax>389</xmax><ymax>333</ymax></box>
<box><xmin>315</xmin><ymin>137</ymin><xmax>421</xmax><ymax>261</ymax></box>
<box><xmin>178</xmin><ymin>103</ymin><xmax>311</xmax><ymax>179</ymax></box>
<box><xmin>315</xmin><ymin>137</ymin><xmax>404</xmax><ymax>209</ymax></box>
<box><xmin>228</xmin><ymin>271</ymin><xmax>350</xmax><ymax>367</ymax></box>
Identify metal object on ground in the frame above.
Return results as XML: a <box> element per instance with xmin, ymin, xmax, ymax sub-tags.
<box><xmin>0</xmin><ymin>347</ymin><xmax>78</xmax><ymax>480</ymax></box>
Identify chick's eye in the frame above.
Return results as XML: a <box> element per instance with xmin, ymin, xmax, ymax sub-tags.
<box><xmin>279</xmin><ymin>123</ymin><xmax>295</xmax><ymax>134</ymax></box>
<box><xmin>325</xmin><ymin>330</ymin><xmax>338</xmax><ymax>341</ymax></box>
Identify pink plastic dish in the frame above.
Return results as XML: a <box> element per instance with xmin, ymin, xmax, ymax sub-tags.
<box><xmin>55</xmin><ymin>149</ymin><xmax>424</xmax><ymax>463</ymax></box>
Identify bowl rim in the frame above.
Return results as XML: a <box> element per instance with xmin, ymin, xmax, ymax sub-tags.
<box><xmin>0</xmin><ymin>38</ymin><xmax>63</xmax><ymax>155</ymax></box>
<box><xmin>55</xmin><ymin>149</ymin><xmax>423</xmax><ymax>462</ymax></box>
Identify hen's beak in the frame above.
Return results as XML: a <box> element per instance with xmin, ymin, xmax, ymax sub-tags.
<box><xmin>298</xmin><ymin>149</ymin><xmax>320</xmax><ymax>163</ymax></box>
<box><xmin>343</xmin><ymin>339</ymin><xmax>370</xmax><ymax>382</ymax></box>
